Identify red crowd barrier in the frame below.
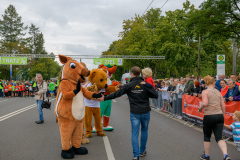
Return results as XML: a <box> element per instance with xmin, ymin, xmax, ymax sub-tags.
<box><xmin>182</xmin><ymin>95</ymin><xmax>240</xmax><ymax>125</ymax></box>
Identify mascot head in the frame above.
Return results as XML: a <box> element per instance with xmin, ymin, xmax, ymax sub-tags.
<box><xmin>88</xmin><ymin>69</ymin><xmax>108</xmax><ymax>90</ymax></box>
<box><xmin>59</xmin><ymin>54</ymin><xmax>90</xmax><ymax>83</ymax></box>
<box><xmin>99</xmin><ymin>64</ymin><xmax>117</xmax><ymax>79</ymax></box>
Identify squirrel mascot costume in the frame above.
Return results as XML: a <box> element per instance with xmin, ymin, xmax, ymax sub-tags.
<box><xmin>99</xmin><ymin>64</ymin><xmax>119</xmax><ymax>131</ymax></box>
<box><xmin>54</xmin><ymin>55</ymin><xmax>101</xmax><ymax>159</ymax></box>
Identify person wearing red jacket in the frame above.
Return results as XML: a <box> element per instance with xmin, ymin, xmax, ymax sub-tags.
<box><xmin>141</xmin><ymin>68</ymin><xmax>155</xmax><ymax>89</ymax></box>
<box><xmin>220</xmin><ymin>80</ymin><xmax>228</xmax><ymax>97</ymax></box>
<box><xmin>22</xmin><ymin>83</ymin><xmax>25</xmax><ymax>97</ymax></box>
<box><xmin>4</xmin><ymin>84</ymin><xmax>8</xmax><ymax>97</ymax></box>
<box><xmin>15</xmin><ymin>84</ymin><xmax>19</xmax><ymax>97</ymax></box>
<box><xmin>19</xmin><ymin>84</ymin><xmax>22</xmax><ymax>97</ymax></box>
<box><xmin>230</xmin><ymin>74</ymin><xmax>240</xmax><ymax>86</ymax></box>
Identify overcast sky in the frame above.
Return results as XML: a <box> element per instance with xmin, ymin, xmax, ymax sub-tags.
<box><xmin>1</xmin><ymin>0</ymin><xmax>203</xmax><ymax>70</ymax></box>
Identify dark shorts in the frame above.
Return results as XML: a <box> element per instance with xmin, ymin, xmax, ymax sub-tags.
<box><xmin>203</xmin><ymin>114</ymin><xmax>224</xmax><ymax>142</ymax></box>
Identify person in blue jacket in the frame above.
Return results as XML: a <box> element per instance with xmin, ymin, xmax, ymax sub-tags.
<box><xmin>223</xmin><ymin>79</ymin><xmax>239</xmax><ymax>102</ymax></box>
<box><xmin>215</xmin><ymin>74</ymin><xmax>224</xmax><ymax>92</ymax></box>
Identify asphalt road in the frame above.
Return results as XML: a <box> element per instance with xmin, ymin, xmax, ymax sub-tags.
<box><xmin>0</xmin><ymin>96</ymin><xmax>239</xmax><ymax>160</ymax></box>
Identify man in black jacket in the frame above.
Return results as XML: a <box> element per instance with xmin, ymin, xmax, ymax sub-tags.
<box><xmin>98</xmin><ymin>66</ymin><xmax>158</xmax><ymax>160</ymax></box>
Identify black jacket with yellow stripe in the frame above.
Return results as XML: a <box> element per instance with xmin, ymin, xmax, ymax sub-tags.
<box><xmin>104</xmin><ymin>76</ymin><xmax>158</xmax><ymax>114</ymax></box>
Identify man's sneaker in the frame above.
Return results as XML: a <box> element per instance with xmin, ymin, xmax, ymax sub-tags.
<box><xmin>200</xmin><ymin>153</ymin><xmax>210</xmax><ymax>160</ymax></box>
<box><xmin>92</xmin><ymin>126</ymin><xmax>96</xmax><ymax>133</ymax></box>
<box><xmin>224</xmin><ymin>155</ymin><xmax>231</xmax><ymax>160</ymax></box>
<box><xmin>35</xmin><ymin>120</ymin><xmax>44</xmax><ymax>124</ymax></box>
<box><xmin>140</xmin><ymin>150</ymin><xmax>147</xmax><ymax>157</ymax></box>
<box><xmin>132</xmin><ymin>157</ymin><xmax>139</xmax><ymax>160</ymax></box>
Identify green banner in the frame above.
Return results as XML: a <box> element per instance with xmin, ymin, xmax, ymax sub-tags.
<box><xmin>93</xmin><ymin>58</ymin><xmax>123</xmax><ymax>66</ymax></box>
<box><xmin>0</xmin><ymin>57</ymin><xmax>28</xmax><ymax>65</ymax></box>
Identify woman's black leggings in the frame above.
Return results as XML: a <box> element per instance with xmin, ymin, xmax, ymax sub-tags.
<box><xmin>203</xmin><ymin>114</ymin><xmax>224</xmax><ymax>142</ymax></box>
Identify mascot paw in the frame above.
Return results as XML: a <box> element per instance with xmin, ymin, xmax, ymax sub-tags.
<box><xmin>72</xmin><ymin>146</ymin><xmax>88</xmax><ymax>155</ymax></box>
<box><xmin>92</xmin><ymin>93</ymin><xmax>102</xmax><ymax>99</ymax></box>
<box><xmin>97</xmin><ymin>132</ymin><xmax>106</xmax><ymax>136</ymax></box>
<box><xmin>87</xmin><ymin>83</ymin><xmax>98</xmax><ymax>92</ymax></box>
<box><xmin>103</xmin><ymin>126</ymin><xmax>114</xmax><ymax>131</ymax></box>
<box><xmin>85</xmin><ymin>133</ymin><xmax>92</xmax><ymax>138</ymax></box>
<box><xmin>61</xmin><ymin>149</ymin><xmax>74</xmax><ymax>159</ymax></box>
<box><xmin>81</xmin><ymin>137</ymin><xmax>89</xmax><ymax>144</ymax></box>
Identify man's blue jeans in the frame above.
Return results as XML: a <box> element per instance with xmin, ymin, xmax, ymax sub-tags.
<box><xmin>36</xmin><ymin>100</ymin><xmax>44</xmax><ymax>121</ymax></box>
<box><xmin>130</xmin><ymin>112</ymin><xmax>150</xmax><ymax>157</ymax></box>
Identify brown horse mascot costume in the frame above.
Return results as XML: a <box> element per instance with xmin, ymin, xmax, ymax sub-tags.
<box><xmin>55</xmin><ymin>55</ymin><xmax>101</xmax><ymax>159</ymax></box>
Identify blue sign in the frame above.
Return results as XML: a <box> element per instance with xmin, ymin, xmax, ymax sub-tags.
<box><xmin>10</xmin><ymin>64</ymin><xmax>12</xmax><ymax>80</ymax></box>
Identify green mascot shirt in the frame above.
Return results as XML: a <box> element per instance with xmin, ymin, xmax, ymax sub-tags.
<box><xmin>49</xmin><ymin>82</ymin><xmax>55</xmax><ymax>91</ymax></box>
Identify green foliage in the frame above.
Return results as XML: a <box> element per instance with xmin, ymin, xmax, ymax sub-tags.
<box><xmin>102</xmin><ymin>0</ymin><xmax>239</xmax><ymax>78</ymax></box>
<box><xmin>29</xmin><ymin>58</ymin><xmax>62</xmax><ymax>80</ymax></box>
<box><xmin>191</xmin><ymin>0</ymin><xmax>240</xmax><ymax>41</ymax></box>
<box><xmin>28</xmin><ymin>23</ymin><xmax>45</xmax><ymax>54</ymax></box>
<box><xmin>0</xmin><ymin>5</ymin><xmax>28</xmax><ymax>43</ymax></box>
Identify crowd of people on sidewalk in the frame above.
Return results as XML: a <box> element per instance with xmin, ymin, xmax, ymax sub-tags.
<box><xmin>147</xmin><ymin>73</ymin><xmax>240</xmax><ymax>160</ymax></box>
<box><xmin>0</xmin><ymin>77</ymin><xmax>59</xmax><ymax>98</ymax></box>
<box><xmin>152</xmin><ymin>73</ymin><xmax>240</xmax><ymax>101</ymax></box>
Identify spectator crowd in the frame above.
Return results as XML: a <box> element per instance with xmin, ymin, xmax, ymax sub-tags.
<box><xmin>0</xmin><ymin>77</ymin><xmax>59</xmax><ymax>98</ymax></box>
<box><xmin>152</xmin><ymin>73</ymin><xmax>240</xmax><ymax>102</ymax></box>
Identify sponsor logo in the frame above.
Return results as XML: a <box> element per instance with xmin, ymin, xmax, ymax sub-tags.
<box><xmin>225</xmin><ymin>112</ymin><xmax>233</xmax><ymax>116</ymax></box>
<box><xmin>218</xmin><ymin>55</ymin><xmax>224</xmax><ymax>61</ymax></box>
<box><xmin>134</xmin><ymin>85</ymin><xmax>140</xmax><ymax>89</ymax></box>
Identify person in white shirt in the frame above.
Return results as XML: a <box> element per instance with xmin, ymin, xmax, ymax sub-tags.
<box><xmin>159</xmin><ymin>82</ymin><xmax>170</xmax><ymax>111</ymax></box>
<box><xmin>176</xmin><ymin>78</ymin><xmax>186</xmax><ymax>118</ymax></box>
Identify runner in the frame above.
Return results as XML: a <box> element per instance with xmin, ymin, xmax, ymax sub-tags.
<box><xmin>19</xmin><ymin>84</ymin><xmax>22</xmax><ymax>97</ymax></box>
<box><xmin>12</xmin><ymin>83</ymin><xmax>15</xmax><ymax>97</ymax></box>
<box><xmin>22</xmin><ymin>83</ymin><xmax>25</xmax><ymax>97</ymax></box>
<box><xmin>25</xmin><ymin>81</ymin><xmax>29</xmax><ymax>97</ymax></box>
<box><xmin>4</xmin><ymin>84</ymin><xmax>8</xmax><ymax>98</ymax></box>
<box><xmin>198</xmin><ymin>75</ymin><xmax>231</xmax><ymax>160</ymax></box>
<box><xmin>8</xmin><ymin>82</ymin><xmax>12</xmax><ymax>98</ymax></box>
<box><xmin>15</xmin><ymin>84</ymin><xmax>19</xmax><ymax>97</ymax></box>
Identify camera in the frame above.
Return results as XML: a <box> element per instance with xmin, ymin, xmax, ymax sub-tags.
<box><xmin>34</xmin><ymin>86</ymin><xmax>39</xmax><ymax>92</ymax></box>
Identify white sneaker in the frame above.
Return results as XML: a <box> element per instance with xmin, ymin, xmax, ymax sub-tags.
<box><xmin>92</xmin><ymin>126</ymin><xmax>96</xmax><ymax>133</ymax></box>
<box><xmin>103</xmin><ymin>126</ymin><xmax>114</xmax><ymax>131</ymax></box>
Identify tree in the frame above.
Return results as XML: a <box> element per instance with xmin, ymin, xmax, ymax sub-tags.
<box><xmin>191</xmin><ymin>0</ymin><xmax>240</xmax><ymax>41</ymax></box>
<box><xmin>29</xmin><ymin>58</ymin><xmax>62</xmax><ymax>80</ymax></box>
<box><xmin>0</xmin><ymin>4</ymin><xmax>28</xmax><ymax>53</ymax></box>
<box><xmin>28</xmin><ymin>23</ymin><xmax>45</xmax><ymax>54</ymax></box>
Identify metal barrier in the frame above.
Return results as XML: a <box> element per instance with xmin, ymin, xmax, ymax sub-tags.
<box><xmin>150</xmin><ymin>91</ymin><xmax>183</xmax><ymax>119</ymax></box>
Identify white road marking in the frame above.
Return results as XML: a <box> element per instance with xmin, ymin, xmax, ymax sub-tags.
<box><xmin>112</xmin><ymin>99</ymin><xmax>117</xmax><ymax>103</ymax></box>
<box><xmin>0</xmin><ymin>99</ymin><xmax>8</xmax><ymax>102</ymax></box>
<box><xmin>0</xmin><ymin>98</ymin><xmax>56</xmax><ymax>122</ymax></box>
<box><xmin>0</xmin><ymin>104</ymin><xmax>36</xmax><ymax>121</ymax></box>
<box><xmin>103</xmin><ymin>136</ymin><xmax>115</xmax><ymax>160</ymax></box>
